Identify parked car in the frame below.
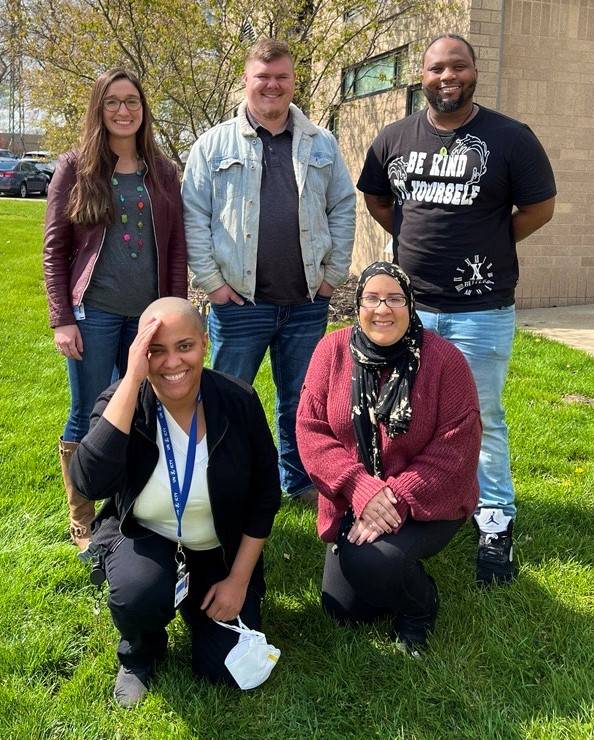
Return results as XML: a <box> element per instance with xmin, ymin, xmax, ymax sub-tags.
<box><xmin>0</xmin><ymin>159</ymin><xmax>48</xmax><ymax>197</ymax></box>
<box><xmin>20</xmin><ymin>157</ymin><xmax>56</xmax><ymax>182</ymax></box>
<box><xmin>23</xmin><ymin>150</ymin><xmax>50</xmax><ymax>159</ymax></box>
<box><xmin>0</xmin><ymin>149</ymin><xmax>17</xmax><ymax>159</ymax></box>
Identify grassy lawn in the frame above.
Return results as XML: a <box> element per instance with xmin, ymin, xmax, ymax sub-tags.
<box><xmin>0</xmin><ymin>197</ymin><xmax>592</xmax><ymax>739</ymax></box>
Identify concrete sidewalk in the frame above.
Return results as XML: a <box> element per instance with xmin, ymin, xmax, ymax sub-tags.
<box><xmin>516</xmin><ymin>304</ymin><xmax>594</xmax><ymax>356</ymax></box>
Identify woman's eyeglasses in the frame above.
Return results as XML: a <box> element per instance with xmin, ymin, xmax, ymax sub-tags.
<box><xmin>103</xmin><ymin>96</ymin><xmax>142</xmax><ymax>112</ymax></box>
<box><xmin>359</xmin><ymin>295</ymin><xmax>408</xmax><ymax>309</ymax></box>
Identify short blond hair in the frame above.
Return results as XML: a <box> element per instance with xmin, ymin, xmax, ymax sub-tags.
<box><xmin>245</xmin><ymin>38</ymin><xmax>294</xmax><ymax>67</ymax></box>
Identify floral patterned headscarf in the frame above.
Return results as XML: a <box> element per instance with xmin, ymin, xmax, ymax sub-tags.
<box><xmin>349</xmin><ymin>261</ymin><xmax>423</xmax><ymax>477</ymax></box>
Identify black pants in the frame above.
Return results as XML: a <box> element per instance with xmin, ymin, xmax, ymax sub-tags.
<box><xmin>322</xmin><ymin>514</ymin><xmax>463</xmax><ymax>624</ymax></box>
<box><xmin>105</xmin><ymin>533</ymin><xmax>261</xmax><ymax>686</ymax></box>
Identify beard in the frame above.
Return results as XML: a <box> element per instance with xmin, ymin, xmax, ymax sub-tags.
<box><xmin>423</xmin><ymin>79</ymin><xmax>477</xmax><ymax>113</ymax></box>
<box><xmin>260</xmin><ymin>108</ymin><xmax>285</xmax><ymax>120</ymax></box>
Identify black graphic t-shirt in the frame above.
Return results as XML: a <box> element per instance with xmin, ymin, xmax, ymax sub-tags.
<box><xmin>357</xmin><ymin>106</ymin><xmax>556</xmax><ymax>311</ymax></box>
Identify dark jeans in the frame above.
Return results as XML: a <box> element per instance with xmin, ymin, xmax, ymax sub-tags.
<box><xmin>322</xmin><ymin>514</ymin><xmax>464</xmax><ymax>624</ymax></box>
<box><xmin>207</xmin><ymin>296</ymin><xmax>330</xmax><ymax>496</ymax></box>
<box><xmin>105</xmin><ymin>533</ymin><xmax>261</xmax><ymax>686</ymax></box>
<box><xmin>64</xmin><ymin>304</ymin><xmax>139</xmax><ymax>441</ymax></box>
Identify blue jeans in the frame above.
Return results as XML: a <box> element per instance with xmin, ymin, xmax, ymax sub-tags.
<box><xmin>417</xmin><ymin>305</ymin><xmax>516</xmax><ymax>517</ymax></box>
<box><xmin>64</xmin><ymin>304</ymin><xmax>139</xmax><ymax>442</ymax></box>
<box><xmin>208</xmin><ymin>297</ymin><xmax>330</xmax><ymax>497</ymax></box>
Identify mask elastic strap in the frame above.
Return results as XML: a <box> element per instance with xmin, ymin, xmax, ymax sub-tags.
<box><xmin>212</xmin><ymin>617</ymin><xmax>265</xmax><ymax>638</ymax></box>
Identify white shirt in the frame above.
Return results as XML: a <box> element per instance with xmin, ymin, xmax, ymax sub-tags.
<box><xmin>133</xmin><ymin>406</ymin><xmax>220</xmax><ymax>550</ymax></box>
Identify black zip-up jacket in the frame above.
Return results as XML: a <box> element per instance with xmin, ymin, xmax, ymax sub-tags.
<box><xmin>70</xmin><ymin>369</ymin><xmax>281</xmax><ymax>594</ymax></box>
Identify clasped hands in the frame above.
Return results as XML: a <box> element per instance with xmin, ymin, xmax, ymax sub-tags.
<box><xmin>348</xmin><ymin>486</ymin><xmax>402</xmax><ymax>546</ymax></box>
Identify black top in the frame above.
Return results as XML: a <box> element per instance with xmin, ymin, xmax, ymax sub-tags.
<box><xmin>357</xmin><ymin>106</ymin><xmax>556</xmax><ymax>312</ymax></box>
<box><xmin>252</xmin><ymin>116</ymin><xmax>308</xmax><ymax>304</ymax></box>
<box><xmin>70</xmin><ymin>368</ymin><xmax>281</xmax><ymax>595</ymax></box>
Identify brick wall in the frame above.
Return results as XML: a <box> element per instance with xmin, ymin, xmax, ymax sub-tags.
<box><xmin>498</xmin><ymin>0</ymin><xmax>594</xmax><ymax>306</ymax></box>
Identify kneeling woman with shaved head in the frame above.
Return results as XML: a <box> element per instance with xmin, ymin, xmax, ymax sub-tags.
<box><xmin>70</xmin><ymin>298</ymin><xmax>281</xmax><ymax>706</ymax></box>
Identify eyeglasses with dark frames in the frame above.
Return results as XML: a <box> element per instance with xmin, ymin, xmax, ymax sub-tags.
<box><xmin>359</xmin><ymin>295</ymin><xmax>408</xmax><ymax>309</ymax></box>
<box><xmin>103</xmin><ymin>96</ymin><xmax>142</xmax><ymax>112</ymax></box>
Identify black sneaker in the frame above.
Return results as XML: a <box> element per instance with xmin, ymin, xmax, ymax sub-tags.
<box><xmin>473</xmin><ymin>508</ymin><xmax>515</xmax><ymax>586</ymax></box>
<box><xmin>394</xmin><ymin>576</ymin><xmax>439</xmax><ymax>658</ymax></box>
<box><xmin>113</xmin><ymin>665</ymin><xmax>153</xmax><ymax>708</ymax></box>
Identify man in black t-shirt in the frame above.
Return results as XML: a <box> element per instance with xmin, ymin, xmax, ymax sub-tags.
<box><xmin>358</xmin><ymin>34</ymin><xmax>556</xmax><ymax>586</ymax></box>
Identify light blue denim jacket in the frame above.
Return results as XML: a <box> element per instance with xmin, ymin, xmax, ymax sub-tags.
<box><xmin>182</xmin><ymin>101</ymin><xmax>356</xmax><ymax>301</ymax></box>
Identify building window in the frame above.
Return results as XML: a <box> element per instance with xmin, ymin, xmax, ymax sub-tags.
<box><xmin>342</xmin><ymin>48</ymin><xmax>407</xmax><ymax>101</ymax></box>
<box><xmin>406</xmin><ymin>84</ymin><xmax>425</xmax><ymax>115</ymax></box>
<box><xmin>328</xmin><ymin>106</ymin><xmax>339</xmax><ymax>140</ymax></box>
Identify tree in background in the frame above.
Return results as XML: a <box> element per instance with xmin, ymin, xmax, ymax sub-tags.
<box><xmin>22</xmin><ymin>0</ymin><xmax>463</xmax><ymax>162</ymax></box>
<box><xmin>0</xmin><ymin>0</ymin><xmax>28</xmax><ymax>147</ymax></box>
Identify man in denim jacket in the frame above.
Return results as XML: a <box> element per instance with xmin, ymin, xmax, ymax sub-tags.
<box><xmin>182</xmin><ymin>38</ymin><xmax>355</xmax><ymax>502</ymax></box>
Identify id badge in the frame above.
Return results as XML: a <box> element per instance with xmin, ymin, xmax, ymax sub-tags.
<box><xmin>73</xmin><ymin>303</ymin><xmax>86</xmax><ymax>320</ymax></box>
<box><xmin>174</xmin><ymin>572</ymin><xmax>190</xmax><ymax>607</ymax></box>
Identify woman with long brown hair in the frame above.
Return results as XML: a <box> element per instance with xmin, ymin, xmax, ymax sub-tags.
<box><xmin>44</xmin><ymin>68</ymin><xmax>187</xmax><ymax>556</ymax></box>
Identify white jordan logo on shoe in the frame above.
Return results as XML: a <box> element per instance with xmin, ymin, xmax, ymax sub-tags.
<box><xmin>474</xmin><ymin>507</ymin><xmax>512</xmax><ymax>534</ymax></box>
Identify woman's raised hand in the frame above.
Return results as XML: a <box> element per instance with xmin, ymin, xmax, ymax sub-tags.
<box><xmin>101</xmin><ymin>317</ymin><xmax>161</xmax><ymax>435</ymax></box>
<box><xmin>125</xmin><ymin>317</ymin><xmax>161</xmax><ymax>386</ymax></box>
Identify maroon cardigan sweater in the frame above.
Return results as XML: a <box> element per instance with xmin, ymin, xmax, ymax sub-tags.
<box><xmin>296</xmin><ymin>328</ymin><xmax>481</xmax><ymax>542</ymax></box>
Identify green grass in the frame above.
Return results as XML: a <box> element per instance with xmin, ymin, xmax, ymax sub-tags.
<box><xmin>0</xmin><ymin>198</ymin><xmax>593</xmax><ymax>739</ymax></box>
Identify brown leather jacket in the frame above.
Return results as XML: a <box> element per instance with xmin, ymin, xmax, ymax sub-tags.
<box><xmin>43</xmin><ymin>151</ymin><xmax>187</xmax><ymax>328</ymax></box>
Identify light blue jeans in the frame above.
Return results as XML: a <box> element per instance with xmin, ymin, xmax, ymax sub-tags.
<box><xmin>418</xmin><ymin>305</ymin><xmax>516</xmax><ymax>517</ymax></box>
<box><xmin>208</xmin><ymin>296</ymin><xmax>330</xmax><ymax>497</ymax></box>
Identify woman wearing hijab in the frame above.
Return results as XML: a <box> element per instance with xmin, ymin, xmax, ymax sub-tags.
<box><xmin>296</xmin><ymin>262</ymin><xmax>481</xmax><ymax>654</ymax></box>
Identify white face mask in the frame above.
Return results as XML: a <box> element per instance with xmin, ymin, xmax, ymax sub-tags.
<box><xmin>214</xmin><ymin>617</ymin><xmax>281</xmax><ymax>690</ymax></box>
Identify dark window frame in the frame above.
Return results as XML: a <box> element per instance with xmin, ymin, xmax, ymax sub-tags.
<box><xmin>327</xmin><ymin>106</ymin><xmax>340</xmax><ymax>140</ymax></box>
<box><xmin>406</xmin><ymin>83</ymin><xmax>426</xmax><ymax>116</ymax></box>
<box><xmin>341</xmin><ymin>46</ymin><xmax>408</xmax><ymax>102</ymax></box>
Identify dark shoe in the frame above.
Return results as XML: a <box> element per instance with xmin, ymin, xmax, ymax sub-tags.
<box><xmin>113</xmin><ymin>665</ymin><xmax>153</xmax><ymax>708</ymax></box>
<box><xmin>473</xmin><ymin>508</ymin><xmax>515</xmax><ymax>586</ymax></box>
<box><xmin>394</xmin><ymin>576</ymin><xmax>438</xmax><ymax>658</ymax></box>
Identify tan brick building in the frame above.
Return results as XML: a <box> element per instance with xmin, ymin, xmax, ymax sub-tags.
<box><xmin>334</xmin><ymin>0</ymin><xmax>594</xmax><ymax>307</ymax></box>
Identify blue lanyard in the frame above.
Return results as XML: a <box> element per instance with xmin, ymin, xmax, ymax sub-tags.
<box><xmin>156</xmin><ymin>397</ymin><xmax>200</xmax><ymax>539</ymax></box>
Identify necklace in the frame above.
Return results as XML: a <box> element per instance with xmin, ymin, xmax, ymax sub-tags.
<box><xmin>427</xmin><ymin>104</ymin><xmax>476</xmax><ymax>155</ymax></box>
<box><xmin>111</xmin><ymin>164</ymin><xmax>146</xmax><ymax>259</ymax></box>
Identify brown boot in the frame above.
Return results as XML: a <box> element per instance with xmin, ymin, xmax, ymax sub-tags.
<box><xmin>59</xmin><ymin>437</ymin><xmax>94</xmax><ymax>553</ymax></box>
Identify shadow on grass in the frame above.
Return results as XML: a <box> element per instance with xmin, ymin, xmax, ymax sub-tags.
<box><xmin>144</xmin><ymin>506</ymin><xmax>593</xmax><ymax>739</ymax></box>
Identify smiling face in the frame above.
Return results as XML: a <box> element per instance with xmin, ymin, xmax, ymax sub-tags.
<box><xmin>243</xmin><ymin>55</ymin><xmax>295</xmax><ymax>124</ymax></box>
<box><xmin>101</xmin><ymin>78</ymin><xmax>143</xmax><ymax>144</ymax></box>
<box><xmin>358</xmin><ymin>273</ymin><xmax>410</xmax><ymax>346</ymax></box>
<box><xmin>146</xmin><ymin>312</ymin><xmax>207</xmax><ymax>406</ymax></box>
<box><xmin>422</xmin><ymin>38</ymin><xmax>477</xmax><ymax>114</ymax></box>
